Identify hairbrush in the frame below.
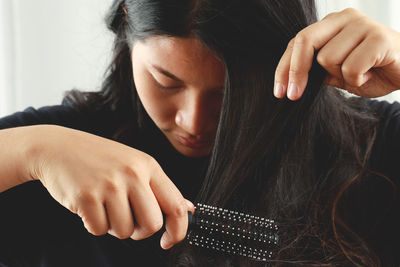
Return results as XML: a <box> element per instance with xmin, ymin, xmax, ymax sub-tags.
<box><xmin>186</xmin><ymin>203</ymin><xmax>279</xmax><ymax>262</ymax></box>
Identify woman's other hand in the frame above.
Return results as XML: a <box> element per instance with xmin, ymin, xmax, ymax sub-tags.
<box><xmin>27</xmin><ymin>125</ymin><xmax>194</xmax><ymax>250</ymax></box>
<box><xmin>274</xmin><ymin>8</ymin><xmax>400</xmax><ymax>100</ymax></box>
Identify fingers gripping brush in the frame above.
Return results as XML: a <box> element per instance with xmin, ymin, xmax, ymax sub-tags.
<box><xmin>186</xmin><ymin>203</ymin><xmax>279</xmax><ymax>262</ymax></box>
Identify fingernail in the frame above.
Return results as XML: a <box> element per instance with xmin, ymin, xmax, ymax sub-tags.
<box><xmin>288</xmin><ymin>82</ymin><xmax>298</xmax><ymax>99</ymax></box>
<box><xmin>160</xmin><ymin>232</ymin><xmax>172</xmax><ymax>249</ymax></box>
<box><xmin>274</xmin><ymin>82</ymin><xmax>284</xmax><ymax>98</ymax></box>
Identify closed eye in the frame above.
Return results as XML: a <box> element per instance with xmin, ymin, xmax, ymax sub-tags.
<box><xmin>153</xmin><ymin>78</ymin><xmax>182</xmax><ymax>90</ymax></box>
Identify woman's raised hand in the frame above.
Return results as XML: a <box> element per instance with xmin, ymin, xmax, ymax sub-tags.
<box><xmin>274</xmin><ymin>8</ymin><xmax>400</xmax><ymax>100</ymax></box>
<box><xmin>27</xmin><ymin>125</ymin><xmax>194</xmax><ymax>250</ymax></box>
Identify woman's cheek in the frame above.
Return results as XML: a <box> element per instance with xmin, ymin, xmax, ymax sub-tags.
<box><xmin>137</xmin><ymin>84</ymin><xmax>178</xmax><ymax>127</ymax></box>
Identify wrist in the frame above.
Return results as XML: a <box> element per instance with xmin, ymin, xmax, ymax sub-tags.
<box><xmin>0</xmin><ymin>125</ymin><xmax>46</xmax><ymax>192</ymax></box>
<box><xmin>23</xmin><ymin>125</ymin><xmax>51</xmax><ymax>182</ymax></box>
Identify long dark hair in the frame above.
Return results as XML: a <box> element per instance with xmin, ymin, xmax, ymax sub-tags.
<box><xmin>64</xmin><ymin>0</ymin><xmax>393</xmax><ymax>265</ymax></box>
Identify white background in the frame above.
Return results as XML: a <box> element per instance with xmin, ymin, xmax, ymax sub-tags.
<box><xmin>0</xmin><ymin>0</ymin><xmax>113</xmax><ymax>117</ymax></box>
<box><xmin>0</xmin><ymin>0</ymin><xmax>399</xmax><ymax>117</ymax></box>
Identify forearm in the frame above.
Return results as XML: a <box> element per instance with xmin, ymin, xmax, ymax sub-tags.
<box><xmin>0</xmin><ymin>126</ymin><xmax>37</xmax><ymax>193</ymax></box>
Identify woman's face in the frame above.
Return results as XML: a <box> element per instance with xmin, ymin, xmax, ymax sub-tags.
<box><xmin>131</xmin><ymin>36</ymin><xmax>225</xmax><ymax>158</ymax></box>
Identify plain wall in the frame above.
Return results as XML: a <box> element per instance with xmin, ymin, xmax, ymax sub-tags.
<box><xmin>0</xmin><ymin>0</ymin><xmax>113</xmax><ymax>116</ymax></box>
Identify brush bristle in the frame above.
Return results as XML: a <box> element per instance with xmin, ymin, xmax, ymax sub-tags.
<box><xmin>186</xmin><ymin>203</ymin><xmax>279</xmax><ymax>261</ymax></box>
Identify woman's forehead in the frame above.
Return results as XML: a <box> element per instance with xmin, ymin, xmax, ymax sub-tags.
<box><xmin>135</xmin><ymin>36</ymin><xmax>219</xmax><ymax>64</ymax></box>
<box><xmin>133</xmin><ymin>36</ymin><xmax>225</xmax><ymax>86</ymax></box>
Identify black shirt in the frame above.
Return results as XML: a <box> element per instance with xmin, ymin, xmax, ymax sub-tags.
<box><xmin>0</xmin><ymin>99</ymin><xmax>399</xmax><ymax>266</ymax></box>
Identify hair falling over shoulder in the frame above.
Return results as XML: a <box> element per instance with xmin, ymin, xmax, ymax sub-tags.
<box><xmin>64</xmin><ymin>0</ymin><xmax>395</xmax><ymax>265</ymax></box>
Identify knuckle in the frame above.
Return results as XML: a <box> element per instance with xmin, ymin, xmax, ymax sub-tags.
<box><xmin>322</xmin><ymin>11</ymin><xmax>338</xmax><ymax>20</ymax></box>
<box><xmin>121</xmin><ymin>163</ymin><xmax>139</xmax><ymax>179</ymax></box>
<box><xmin>341</xmin><ymin>7</ymin><xmax>359</xmax><ymax>16</ymax></box>
<box><xmin>121</xmin><ymin>164</ymin><xmax>146</xmax><ymax>186</ymax></box>
<box><xmin>369</xmin><ymin>30</ymin><xmax>390</xmax><ymax>44</ymax></box>
<box><xmin>147</xmin><ymin>220</ymin><xmax>163</xmax><ymax>234</ymax></box>
<box><xmin>274</xmin><ymin>65</ymin><xmax>286</xmax><ymax>78</ymax></box>
<box><xmin>147</xmin><ymin>156</ymin><xmax>167</xmax><ymax>182</ymax></box>
<box><xmin>342</xmin><ymin>8</ymin><xmax>367</xmax><ymax>22</ymax></box>
<box><xmin>137</xmin><ymin>220</ymin><xmax>163</xmax><ymax>239</ymax></box>
<box><xmin>85</xmin><ymin>220</ymin><xmax>108</xmax><ymax>236</ymax></box>
<box><xmin>171</xmin><ymin>199</ymin><xmax>188</xmax><ymax>218</ymax></box>
<box><xmin>341</xmin><ymin>65</ymin><xmax>363</xmax><ymax>87</ymax></box>
<box><xmin>287</xmin><ymin>37</ymin><xmax>295</xmax><ymax>49</ymax></box>
<box><xmin>103</xmin><ymin>179</ymin><xmax>121</xmax><ymax>195</ymax></box>
<box><xmin>340</xmin><ymin>64</ymin><xmax>354</xmax><ymax>77</ymax></box>
<box><xmin>131</xmin><ymin>215</ymin><xmax>163</xmax><ymax>240</ymax></box>
<box><xmin>76</xmin><ymin>190</ymin><xmax>97</xmax><ymax>206</ymax></box>
<box><xmin>91</xmin><ymin>227</ymin><xmax>108</xmax><ymax>236</ymax></box>
<box><xmin>120</xmin><ymin>153</ymin><xmax>156</xmax><ymax>183</ymax></box>
<box><xmin>134</xmin><ymin>226</ymin><xmax>161</xmax><ymax>240</ymax></box>
<box><xmin>316</xmin><ymin>52</ymin><xmax>335</xmax><ymax>67</ymax></box>
<box><xmin>288</xmin><ymin>68</ymin><xmax>302</xmax><ymax>79</ymax></box>
<box><xmin>63</xmin><ymin>197</ymin><xmax>77</xmax><ymax>214</ymax></box>
<box><xmin>145</xmin><ymin>154</ymin><xmax>158</xmax><ymax>171</ymax></box>
<box><xmin>113</xmin><ymin>228</ymin><xmax>133</xmax><ymax>239</ymax></box>
<box><xmin>133</xmin><ymin>152</ymin><xmax>158</xmax><ymax>178</ymax></box>
<box><xmin>316</xmin><ymin>52</ymin><xmax>328</xmax><ymax>66</ymax></box>
<box><xmin>109</xmin><ymin>221</ymin><xmax>134</xmax><ymax>239</ymax></box>
<box><xmin>294</xmin><ymin>31</ymin><xmax>310</xmax><ymax>46</ymax></box>
<box><xmin>133</xmin><ymin>231</ymin><xmax>152</xmax><ymax>240</ymax></box>
<box><xmin>352</xmin><ymin>15</ymin><xmax>376</xmax><ymax>32</ymax></box>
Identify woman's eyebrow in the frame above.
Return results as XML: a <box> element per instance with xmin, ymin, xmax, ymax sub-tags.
<box><xmin>151</xmin><ymin>64</ymin><xmax>184</xmax><ymax>83</ymax></box>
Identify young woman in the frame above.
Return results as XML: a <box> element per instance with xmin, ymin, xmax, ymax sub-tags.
<box><xmin>1</xmin><ymin>0</ymin><xmax>400</xmax><ymax>266</ymax></box>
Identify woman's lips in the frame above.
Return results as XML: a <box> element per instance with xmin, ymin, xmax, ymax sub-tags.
<box><xmin>176</xmin><ymin>135</ymin><xmax>212</xmax><ymax>149</ymax></box>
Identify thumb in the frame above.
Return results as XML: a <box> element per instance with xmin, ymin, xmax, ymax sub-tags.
<box><xmin>185</xmin><ymin>199</ymin><xmax>195</xmax><ymax>214</ymax></box>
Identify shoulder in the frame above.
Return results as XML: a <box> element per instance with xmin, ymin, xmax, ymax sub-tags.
<box><xmin>357</xmin><ymin>97</ymin><xmax>400</xmax><ymax>144</ymax></box>
<box><xmin>0</xmin><ymin>104</ymin><xmax>77</xmax><ymax>127</ymax></box>
<box><xmin>364</xmin><ymin>98</ymin><xmax>400</xmax><ymax>139</ymax></box>
<box><xmin>0</xmin><ymin>102</ymin><xmax>122</xmax><ymax>139</ymax></box>
<box><xmin>363</xmin><ymin>98</ymin><xmax>400</xmax><ymax>125</ymax></box>
<box><xmin>359</xmin><ymin>98</ymin><xmax>400</xmax><ymax>181</ymax></box>
<box><xmin>354</xmin><ymin>97</ymin><xmax>400</xmax><ymax>149</ymax></box>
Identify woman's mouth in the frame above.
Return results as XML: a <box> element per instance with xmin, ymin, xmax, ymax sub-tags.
<box><xmin>176</xmin><ymin>135</ymin><xmax>212</xmax><ymax>149</ymax></box>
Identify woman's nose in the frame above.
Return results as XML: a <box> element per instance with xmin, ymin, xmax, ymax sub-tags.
<box><xmin>175</xmin><ymin>95</ymin><xmax>209</xmax><ymax>136</ymax></box>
